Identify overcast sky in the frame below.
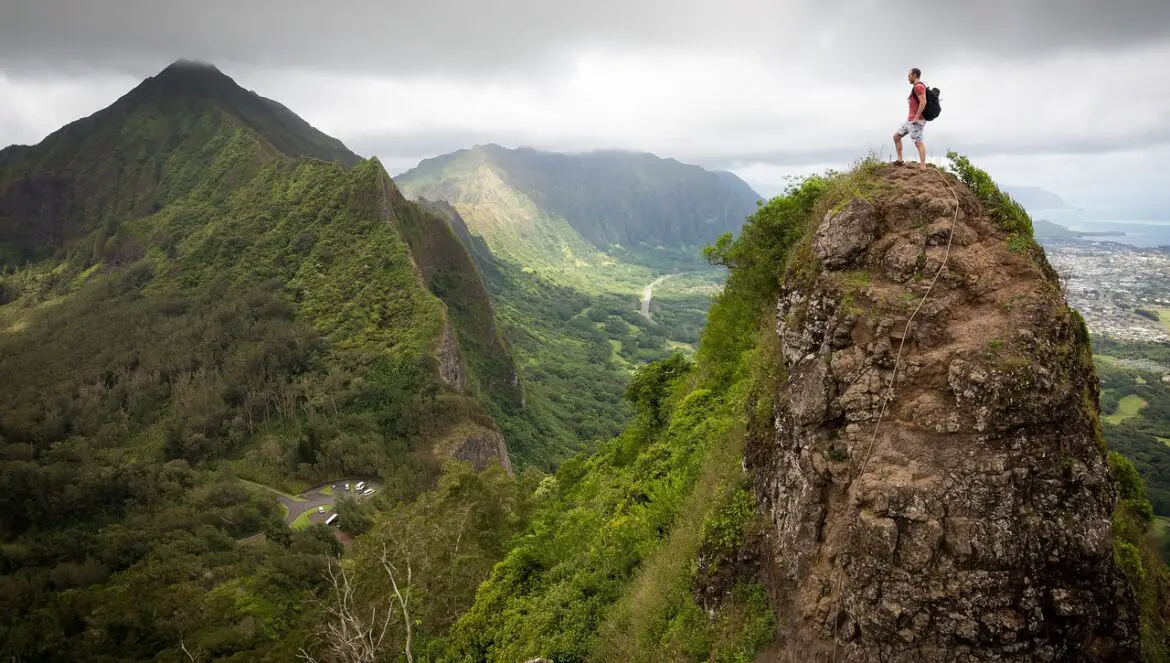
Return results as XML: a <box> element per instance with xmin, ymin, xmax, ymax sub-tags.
<box><xmin>2</xmin><ymin>0</ymin><xmax>1169</xmax><ymax>213</ymax></box>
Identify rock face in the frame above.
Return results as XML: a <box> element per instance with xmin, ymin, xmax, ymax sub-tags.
<box><xmin>439</xmin><ymin>424</ymin><xmax>514</xmax><ymax>474</ymax></box>
<box><xmin>748</xmin><ymin>165</ymin><xmax>1140</xmax><ymax>662</ymax></box>
<box><xmin>436</xmin><ymin>321</ymin><xmax>469</xmax><ymax>393</ymax></box>
<box><xmin>813</xmin><ymin>199</ymin><xmax>879</xmax><ymax>269</ymax></box>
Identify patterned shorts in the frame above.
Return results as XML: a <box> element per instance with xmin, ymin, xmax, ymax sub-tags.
<box><xmin>897</xmin><ymin>120</ymin><xmax>926</xmax><ymax>142</ymax></box>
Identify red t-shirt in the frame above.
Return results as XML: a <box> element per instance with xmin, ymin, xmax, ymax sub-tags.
<box><xmin>908</xmin><ymin>82</ymin><xmax>926</xmax><ymax>120</ymax></box>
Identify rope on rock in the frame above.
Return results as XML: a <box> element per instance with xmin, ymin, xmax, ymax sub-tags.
<box><xmin>828</xmin><ymin>166</ymin><xmax>961</xmax><ymax>662</ymax></box>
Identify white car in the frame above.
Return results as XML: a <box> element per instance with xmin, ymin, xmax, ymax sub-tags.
<box><xmin>317</xmin><ymin>506</ymin><xmax>325</xmax><ymax>514</ymax></box>
<box><xmin>344</xmin><ymin>483</ymin><xmax>350</xmax><ymax>491</ymax></box>
<box><xmin>362</xmin><ymin>488</ymin><xmax>375</xmax><ymax>496</ymax></box>
<box><xmin>356</xmin><ymin>481</ymin><xmax>366</xmax><ymax>491</ymax></box>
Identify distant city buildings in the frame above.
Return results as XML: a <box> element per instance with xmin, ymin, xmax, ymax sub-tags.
<box><xmin>1044</xmin><ymin>241</ymin><xmax>1170</xmax><ymax>343</ymax></box>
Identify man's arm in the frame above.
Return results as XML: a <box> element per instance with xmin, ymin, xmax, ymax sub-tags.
<box><xmin>915</xmin><ymin>84</ymin><xmax>926</xmax><ymax>121</ymax></box>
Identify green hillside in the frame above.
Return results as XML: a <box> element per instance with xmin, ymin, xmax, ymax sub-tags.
<box><xmin>419</xmin><ymin>200</ymin><xmax>661</xmax><ymax>467</ymax></box>
<box><xmin>395</xmin><ymin>144</ymin><xmax>749</xmax><ymax>298</ymax></box>
<box><xmin>1094</xmin><ymin>339</ymin><xmax>1170</xmax><ymax>517</ymax></box>
<box><xmin>398</xmin><ymin>144</ymin><xmax>761</xmax><ymax>253</ymax></box>
<box><xmin>0</xmin><ymin>62</ymin><xmax>521</xmax><ymax>660</ymax></box>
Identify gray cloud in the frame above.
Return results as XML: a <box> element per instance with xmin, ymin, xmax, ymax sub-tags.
<box><xmin>1</xmin><ymin>0</ymin><xmax>1168</xmax><ymax>76</ymax></box>
<box><xmin>1</xmin><ymin>0</ymin><xmax>1168</xmax><ymax>211</ymax></box>
<box><xmin>355</xmin><ymin>125</ymin><xmax>1170</xmax><ymax>177</ymax></box>
<box><xmin>716</xmin><ymin>133</ymin><xmax>1170</xmax><ymax>170</ymax></box>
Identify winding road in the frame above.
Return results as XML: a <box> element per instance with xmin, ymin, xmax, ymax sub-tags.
<box><xmin>640</xmin><ymin>275</ymin><xmax>673</xmax><ymax>321</ymax></box>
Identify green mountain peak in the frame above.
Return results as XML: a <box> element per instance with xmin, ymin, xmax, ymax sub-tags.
<box><xmin>125</xmin><ymin>59</ymin><xmax>360</xmax><ymax>166</ymax></box>
<box><xmin>0</xmin><ymin>60</ymin><xmax>362</xmax><ymax>266</ymax></box>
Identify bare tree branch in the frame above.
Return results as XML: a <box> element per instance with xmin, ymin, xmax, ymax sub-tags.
<box><xmin>179</xmin><ymin>636</ymin><xmax>200</xmax><ymax>663</ymax></box>
<box><xmin>380</xmin><ymin>538</ymin><xmax>415</xmax><ymax>663</ymax></box>
<box><xmin>451</xmin><ymin>506</ymin><xmax>472</xmax><ymax>559</ymax></box>
<box><xmin>303</xmin><ymin>556</ymin><xmax>398</xmax><ymax>663</ymax></box>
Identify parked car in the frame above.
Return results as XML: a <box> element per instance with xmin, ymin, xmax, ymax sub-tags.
<box><xmin>356</xmin><ymin>481</ymin><xmax>366</xmax><ymax>491</ymax></box>
<box><xmin>317</xmin><ymin>506</ymin><xmax>325</xmax><ymax>514</ymax></box>
<box><xmin>344</xmin><ymin>483</ymin><xmax>350</xmax><ymax>491</ymax></box>
<box><xmin>362</xmin><ymin>488</ymin><xmax>375</xmax><ymax>496</ymax></box>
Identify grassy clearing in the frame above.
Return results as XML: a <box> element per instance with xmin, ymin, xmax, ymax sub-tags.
<box><xmin>125</xmin><ymin>422</ymin><xmax>167</xmax><ymax>459</ymax></box>
<box><xmin>1154</xmin><ymin>516</ymin><xmax>1170</xmax><ymax>536</ymax></box>
<box><xmin>290</xmin><ymin>509</ymin><xmax>312</xmax><ymax>531</ymax></box>
<box><xmin>290</xmin><ymin>504</ymin><xmax>332</xmax><ymax>531</ymax></box>
<box><xmin>1158</xmin><ymin>309</ymin><xmax>1170</xmax><ymax>335</ymax></box>
<box><xmin>238</xmin><ymin>478</ymin><xmax>306</xmax><ymax>503</ymax></box>
<box><xmin>1105</xmin><ymin>394</ymin><xmax>1149</xmax><ymax>425</ymax></box>
<box><xmin>1153</xmin><ymin>516</ymin><xmax>1170</xmax><ymax>553</ymax></box>
<box><xmin>230</xmin><ymin>457</ymin><xmax>311</xmax><ymax>497</ymax></box>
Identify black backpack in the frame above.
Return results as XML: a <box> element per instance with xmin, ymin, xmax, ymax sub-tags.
<box><xmin>922</xmin><ymin>83</ymin><xmax>942</xmax><ymax>121</ymax></box>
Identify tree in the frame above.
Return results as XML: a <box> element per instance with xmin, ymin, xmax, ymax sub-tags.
<box><xmin>299</xmin><ymin>547</ymin><xmax>414</xmax><ymax>663</ymax></box>
<box><xmin>335</xmin><ymin>497</ymin><xmax>375</xmax><ymax>535</ymax></box>
<box><xmin>624</xmin><ymin>353</ymin><xmax>693</xmax><ymax>425</ymax></box>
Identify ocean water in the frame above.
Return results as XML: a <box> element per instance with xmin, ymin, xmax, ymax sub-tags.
<box><xmin>1035</xmin><ymin>209</ymin><xmax>1170</xmax><ymax>248</ymax></box>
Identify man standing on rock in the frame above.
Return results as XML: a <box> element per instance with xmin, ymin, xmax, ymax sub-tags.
<box><xmin>894</xmin><ymin>68</ymin><xmax>928</xmax><ymax>166</ymax></box>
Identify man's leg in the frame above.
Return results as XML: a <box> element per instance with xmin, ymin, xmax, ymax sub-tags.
<box><xmin>893</xmin><ymin>132</ymin><xmax>904</xmax><ymax>162</ymax></box>
<box><xmin>905</xmin><ymin>121</ymin><xmax>926</xmax><ymax>165</ymax></box>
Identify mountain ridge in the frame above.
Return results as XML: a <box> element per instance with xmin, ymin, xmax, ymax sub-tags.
<box><xmin>396</xmin><ymin>143</ymin><xmax>762</xmax><ymax>258</ymax></box>
<box><xmin>1004</xmin><ymin>184</ymin><xmax>1071</xmax><ymax>210</ymax></box>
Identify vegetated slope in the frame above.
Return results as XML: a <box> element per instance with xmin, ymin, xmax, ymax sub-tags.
<box><xmin>393</xmin><ymin>194</ymin><xmax>525</xmax><ymax>416</ymax></box>
<box><xmin>398</xmin><ymin>144</ymin><xmax>761</xmax><ymax>253</ymax></box>
<box><xmin>437</xmin><ymin>155</ymin><xmax>1170</xmax><ymax>662</ymax></box>
<box><xmin>419</xmin><ymin>199</ymin><xmax>643</xmax><ymax>467</ymax></box>
<box><xmin>1093</xmin><ymin>339</ymin><xmax>1170</xmax><ymax>517</ymax></box>
<box><xmin>0</xmin><ymin>62</ymin><xmax>518</xmax><ymax>661</ymax></box>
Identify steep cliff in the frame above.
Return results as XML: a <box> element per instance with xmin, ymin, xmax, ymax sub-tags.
<box><xmin>393</xmin><ymin>194</ymin><xmax>525</xmax><ymax>413</ymax></box>
<box><xmin>750</xmin><ymin>163</ymin><xmax>1141</xmax><ymax>661</ymax></box>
